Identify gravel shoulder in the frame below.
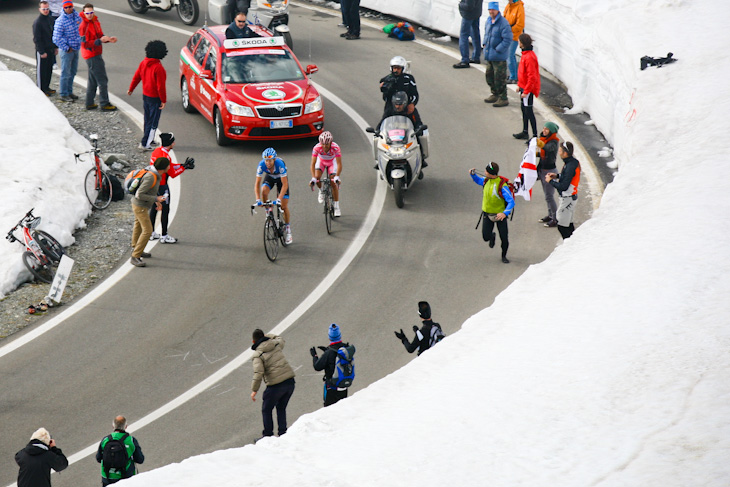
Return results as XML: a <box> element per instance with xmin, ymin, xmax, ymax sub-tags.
<box><xmin>0</xmin><ymin>55</ymin><xmax>148</xmax><ymax>339</ymax></box>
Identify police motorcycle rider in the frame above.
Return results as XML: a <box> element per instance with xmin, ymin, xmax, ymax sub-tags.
<box><xmin>379</xmin><ymin>56</ymin><xmax>418</xmax><ymax>119</ymax></box>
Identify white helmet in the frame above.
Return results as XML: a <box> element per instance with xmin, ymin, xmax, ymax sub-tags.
<box><xmin>390</xmin><ymin>56</ymin><xmax>407</xmax><ymax>69</ymax></box>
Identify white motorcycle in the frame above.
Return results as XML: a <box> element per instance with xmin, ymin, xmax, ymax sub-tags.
<box><xmin>208</xmin><ymin>0</ymin><xmax>292</xmax><ymax>48</ymax></box>
<box><xmin>127</xmin><ymin>0</ymin><xmax>200</xmax><ymax>25</ymax></box>
<box><xmin>366</xmin><ymin>116</ymin><xmax>429</xmax><ymax>209</ymax></box>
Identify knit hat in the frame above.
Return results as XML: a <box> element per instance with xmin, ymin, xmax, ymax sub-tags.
<box><xmin>485</xmin><ymin>162</ymin><xmax>499</xmax><ymax>175</ymax></box>
<box><xmin>30</xmin><ymin>427</ymin><xmax>51</xmax><ymax>445</ymax></box>
<box><xmin>160</xmin><ymin>132</ymin><xmax>175</xmax><ymax>147</ymax></box>
<box><xmin>62</xmin><ymin>0</ymin><xmax>73</xmax><ymax>7</ymax></box>
<box><xmin>328</xmin><ymin>324</ymin><xmax>341</xmax><ymax>342</ymax></box>
<box><xmin>418</xmin><ymin>301</ymin><xmax>431</xmax><ymax>320</ymax></box>
<box><xmin>488</xmin><ymin>2</ymin><xmax>499</xmax><ymax>10</ymax></box>
<box><xmin>544</xmin><ymin>121</ymin><xmax>559</xmax><ymax>134</ymax></box>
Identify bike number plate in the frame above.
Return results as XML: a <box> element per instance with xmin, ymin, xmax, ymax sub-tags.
<box><xmin>270</xmin><ymin>120</ymin><xmax>293</xmax><ymax>129</ymax></box>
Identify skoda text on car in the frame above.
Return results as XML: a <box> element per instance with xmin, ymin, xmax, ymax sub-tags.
<box><xmin>179</xmin><ymin>26</ymin><xmax>324</xmax><ymax>145</ymax></box>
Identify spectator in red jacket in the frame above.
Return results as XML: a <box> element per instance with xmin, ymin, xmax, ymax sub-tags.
<box><xmin>128</xmin><ymin>40</ymin><xmax>167</xmax><ymax>151</ymax></box>
<box><xmin>513</xmin><ymin>33</ymin><xmax>541</xmax><ymax>140</ymax></box>
<box><xmin>79</xmin><ymin>3</ymin><xmax>117</xmax><ymax>111</ymax></box>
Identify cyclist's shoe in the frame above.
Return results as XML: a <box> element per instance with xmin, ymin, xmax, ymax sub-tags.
<box><xmin>334</xmin><ymin>206</ymin><xmax>342</xmax><ymax>217</ymax></box>
<box><xmin>317</xmin><ymin>190</ymin><xmax>324</xmax><ymax>204</ymax></box>
<box><xmin>149</xmin><ymin>231</ymin><xmax>161</xmax><ymax>241</ymax></box>
<box><xmin>285</xmin><ymin>226</ymin><xmax>293</xmax><ymax>245</ymax></box>
<box><xmin>130</xmin><ymin>257</ymin><xmax>146</xmax><ymax>267</ymax></box>
<box><xmin>160</xmin><ymin>234</ymin><xmax>177</xmax><ymax>244</ymax></box>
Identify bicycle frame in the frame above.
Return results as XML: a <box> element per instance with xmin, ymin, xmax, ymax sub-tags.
<box><xmin>6</xmin><ymin>210</ymin><xmax>51</xmax><ymax>266</ymax></box>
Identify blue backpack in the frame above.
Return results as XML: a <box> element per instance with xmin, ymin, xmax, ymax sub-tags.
<box><xmin>329</xmin><ymin>345</ymin><xmax>356</xmax><ymax>388</ymax></box>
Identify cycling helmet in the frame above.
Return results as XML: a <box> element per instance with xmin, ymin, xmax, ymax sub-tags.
<box><xmin>318</xmin><ymin>131</ymin><xmax>333</xmax><ymax>145</ymax></box>
<box><xmin>390</xmin><ymin>56</ymin><xmax>406</xmax><ymax>69</ymax></box>
<box><xmin>392</xmin><ymin>91</ymin><xmax>408</xmax><ymax>108</ymax></box>
<box><xmin>262</xmin><ymin>147</ymin><xmax>277</xmax><ymax>159</ymax></box>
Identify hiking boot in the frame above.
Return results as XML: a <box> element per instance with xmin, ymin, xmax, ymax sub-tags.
<box><xmin>149</xmin><ymin>231</ymin><xmax>161</xmax><ymax>241</ymax></box>
<box><xmin>502</xmin><ymin>255</ymin><xmax>510</xmax><ymax>264</ymax></box>
<box><xmin>130</xmin><ymin>257</ymin><xmax>146</xmax><ymax>267</ymax></box>
<box><xmin>493</xmin><ymin>99</ymin><xmax>509</xmax><ymax>107</ymax></box>
<box><xmin>69</xmin><ymin>93</ymin><xmax>79</xmax><ymax>100</ymax></box>
<box><xmin>513</xmin><ymin>131</ymin><xmax>529</xmax><ymax>139</ymax></box>
<box><xmin>101</xmin><ymin>104</ymin><xmax>117</xmax><ymax>112</ymax></box>
<box><xmin>484</xmin><ymin>94</ymin><xmax>498</xmax><ymax>104</ymax></box>
<box><xmin>60</xmin><ymin>95</ymin><xmax>73</xmax><ymax>102</ymax></box>
<box><xmin>544</xmin><ymin>219</ymin><xmax>558</xmax><ymax>228</ymax></box>
<box><xmin>140</xmin><ymin>252</ymin><xmax>152</xmax><ymax>258</ymax></box>
<box><xmin>317</xmin><ymin>190</ymin><xmax>324</xmax><ymax>204</ymax></box>
<box><xmin>489</xmin><ymin>232</ymin><xmax>496</xmax><ymax>248</ymax></box>
<box><xmin>506</xmin><ymin>79</ymin><xmax>518</xmax><ymax>84</ymax></box>
<box><xmin>539</xmin><ymin>216</ymin><xmax>552</xmax><ymax>223</ymax></box>
<box><xmin>160</xmin><ymin>234</ymin><xmax>177</xmax><ymax>244</ymax></box>
<box><xmin>86</xmin><ymin>104</ymin><xmax>98</xmax><ymax>110</ymax></box>
<box><xmin>43</xmin><ymin>89</ymin><xmax>56</xmax><ymax>96</ymax></box>
<box><xmin>453</xmin><ymin>62</ymin><xmax>470</xmax><ymax>69</ymax></box>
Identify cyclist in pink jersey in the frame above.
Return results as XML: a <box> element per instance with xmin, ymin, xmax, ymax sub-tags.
<box><xmin>310</xmin><ymin>131</ymin><xmax>343</xmax><ymax>217</ymax></box>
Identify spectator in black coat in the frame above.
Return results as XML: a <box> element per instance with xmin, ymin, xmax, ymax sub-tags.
<box><xmin>310</xmin><ymin>324</ymin><xmax>352</xmax><ymax>407</ymax></box>
<box><xmin>33</xmin><ymin>1</ymin><xmax>58</xmax><ymax>96</ymax></box>
<box><xmin>15</xmin><ymin>427</ymin><xmax>68</xmax><ymax>487</ymax></box>
<box><xmin>395</xmin><ymin>301</ymin><xmax>444</xmax><ymax>356</ymax></box>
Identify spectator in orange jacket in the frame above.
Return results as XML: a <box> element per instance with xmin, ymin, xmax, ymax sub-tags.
<box><xmin>513</xmin><ymin>33</ymin><xmax>540</xmax><ymax>140</ymax></box>
<box><xmin>503</xmin><ymin>0</ymin><xmax>524</xmax><ymax>83</ymax></box>
<box><xmin>128</xmin><ymin>40</ymin><xmax>168</xmax><ymax>151</ymax></box>
<box><xmin>79</xmin><ymin>3</ymin><xmax>117</xmax><ymax>111</ymax></box>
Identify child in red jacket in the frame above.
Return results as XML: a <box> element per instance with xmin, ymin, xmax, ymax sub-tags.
<box><xmin>128</xmin><ymin>40</ymin><xmax>167</xmax><ymax>151</ymax></box>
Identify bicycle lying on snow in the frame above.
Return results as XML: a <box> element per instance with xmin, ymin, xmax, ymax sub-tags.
<box><xmin>6</xmin><ymin>209</ymin><xmax>65</xmax><ymax>284</ymax></box>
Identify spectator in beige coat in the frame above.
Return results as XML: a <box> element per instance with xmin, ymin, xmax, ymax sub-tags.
<box><xmin>251</xmin><ymin>329</ymin><xmax>296</xmax><ymax>439</ymax></box>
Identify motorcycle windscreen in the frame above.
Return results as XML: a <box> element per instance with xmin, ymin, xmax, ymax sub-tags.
<box><xmin>381</xmin><ymin>115</ymin><xmax>414</xmax><ymax>144</ymax></box>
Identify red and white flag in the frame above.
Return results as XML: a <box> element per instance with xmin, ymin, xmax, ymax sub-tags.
<box><xmin>514</xmin><ymin>138</ymin><xmax>538</xmax><ymax>201</ymax></box>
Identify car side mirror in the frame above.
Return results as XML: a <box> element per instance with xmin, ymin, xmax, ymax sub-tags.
<box><xmin>200</xmin><ymin>69</ymin><xmax>212</xmax><ymax>79</ymax></box>
<box><xmin>305</xmin><ymin>64</ymin><xmax>318</xmax><ymax>75</ymax></box>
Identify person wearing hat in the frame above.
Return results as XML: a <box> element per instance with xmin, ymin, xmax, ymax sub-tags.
<box><xmin>52</xmin><ymin>0</ymin><xmax>81</xmax><ymax>102</ymax></box>
<box><xmin>128</xmin><ymin>40</ymin><xmax>168</xmax><ymax>151</ymax></box>
<box><xmin>482</xmin><ymin>1</ymin><xmax>513</xmax><ymax>107</ymax></box>
<box><xmin>310</xmin><ymin>324</ymin><xmax>355</xmax><ymax>406</ymax></box>
<box><xmin>80</xmin><ymin>3</ymin><xmax>118</xmax><ymax>111</ymax></box>
<box><xmin>251</xmin><ymin>329</ymin><xmax>296</xmax><ymax>439</ymax></box>
<box><xmin>394</xmin><ymin>301</ymin><xmax>445</xmax><ymax>356</ymax></box>
<box><xmin>546</xmin><ymin>141</ymin><xmax>581</xmax><ymax>239</ymax></box>
<box><xmin>469</xmin><ymin>162</ymin><xmax>514</xmax><ymax>263</ymax></box>
<box><xmin>15</xmin><ymin>427</ymin><xmax>68</xmax><ymax>487</ymax></box>
<box><xmin>536</xmin><ymin>121</ymin><xmax>560</xmax><ymax>227</ymax></box>
<box><xmin>148</xmin><ymin>132</ymin><xmax>195</xmax><ymax>244</ymax></box>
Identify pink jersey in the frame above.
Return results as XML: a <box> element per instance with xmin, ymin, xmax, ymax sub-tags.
<box><xmin>312</xmin><ymin>142</ymin><xmax>341</xmax><ymax>164</ymax></box>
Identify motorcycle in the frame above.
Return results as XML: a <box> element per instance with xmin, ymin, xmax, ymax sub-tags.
<box><xmin>208</xmin><ymin>0</ymin><xmax>292</xmax><ymax>48</ymax></box>
<box><xmin>128</xmin><ymin>0</ymin><xmax>200</xmax><ymax>25</ymax></box>
<box><xmin>366</xmin><ymin>116</ymin><xmax>429</xmax><ymax>209</ymax></box>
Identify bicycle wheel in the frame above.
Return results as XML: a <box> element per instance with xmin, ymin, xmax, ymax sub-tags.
<box><xmin>22</xmin><ymin>251</ymin><xmax>54</xmax><ymax>284</ymax></box>
<box><xmin>264</xmin><ymin>217</ymin><xmax>279</xmax><ymax>262</ymax></box>
<box><xmin>324</xmin><ymin>188</ymin><xmax>332</xmax><ymax>235</ymax></box>
<box><xmin>84</xmin><ymin>167</ymin><xmax>112</xmax><ymax>210</ymax></box>
<box><xmin>34</xmin><ymin>230</ymin><xmax>65</xmax><ymax>263</ymax></box>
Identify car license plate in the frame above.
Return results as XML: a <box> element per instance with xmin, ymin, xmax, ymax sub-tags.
<box><xmin>270</xmin><ymin>120</ymin><xmax>293</xmax><ymax>129</ymax></box>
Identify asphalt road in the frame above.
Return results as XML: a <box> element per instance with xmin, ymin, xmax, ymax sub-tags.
<box><xmin>0</xmin><ymin>1</ymin><xmax>590</xmax><ymax>485</ymax></box>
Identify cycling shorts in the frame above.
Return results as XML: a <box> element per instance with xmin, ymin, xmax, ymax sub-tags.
<box><xmin>314</xmin><ymin>157</ymin><xmax>338</xmax><ymax>176</ymax></box>
<box><xmin>262</xmin><ymin>174</ymin><xmax>290</xmax><ymax>199</ymax></box>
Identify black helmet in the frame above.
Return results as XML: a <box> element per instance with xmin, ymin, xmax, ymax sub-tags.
<box><xmin>392</xmin><ymin>91</ymin><xmax>408</xmax><ymax>108</ymax></box>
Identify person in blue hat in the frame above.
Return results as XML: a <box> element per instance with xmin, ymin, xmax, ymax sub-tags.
<box><xmin>482</xmin><ymin>1</ymin><xmax>513</xmax><ymax>107</ymax></box>
<box><xmin>310</xmin><ymin>324</ymin><xmax>355</xmax><ymax>407</ymax></box>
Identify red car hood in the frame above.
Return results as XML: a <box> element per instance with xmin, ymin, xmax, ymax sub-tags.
<box><xmin>225</xmin><ymin>80</ymin><xmax>312</xmax><ymax>105</ymax></box>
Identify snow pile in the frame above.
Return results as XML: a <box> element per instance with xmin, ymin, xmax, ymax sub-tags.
<box><xmin>119</xmin><ymin>0</ymin><xmax>730</xmax><ymax>486</ymax></box>
<box><xmin>0</xmin><ymin>68</ymin><xmax>92</xmax><ymax>297</ymax></box>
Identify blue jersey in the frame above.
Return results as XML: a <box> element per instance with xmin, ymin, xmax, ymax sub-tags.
<box><xmin>256</xmin><ymin>158</ymin><xmax>287</xmax><ymax>179</ymax></box>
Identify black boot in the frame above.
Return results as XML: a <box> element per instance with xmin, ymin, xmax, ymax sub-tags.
<box><xmin>501</xmin><ymin>253</ymin><xmax>510</xmax><ymax>264</ymax></box>
<box><xmin>513</xmin><ymin>131</ymin><xmax>529</xmax><ymax>140</ymax></box>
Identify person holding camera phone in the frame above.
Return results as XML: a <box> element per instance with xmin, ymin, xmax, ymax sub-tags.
<box><xmin>15</xmin><ymin>427</ymin><xmax>68</xmax><ymax>487</ymax></box>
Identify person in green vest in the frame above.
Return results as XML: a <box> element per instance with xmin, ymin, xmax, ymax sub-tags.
<box><xmin>470</xmin><ymin>162</ymin><xmax>515</xmax><ymax>263</ymax></box>
<box><xmin>95</xmin><ymin>415</ymin><xmax>144</xmax><ymax>485</ymax></box>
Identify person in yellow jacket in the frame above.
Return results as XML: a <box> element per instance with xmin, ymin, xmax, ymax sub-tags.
<box><xmin>503</xmin><ymin>0</ymin><xmax>525</xmax><ymax>84</ymax></box>
<box><xmin>470</xmin><ymin>162</ymin><xmax>515</xmax><ymax>264</ymax></box>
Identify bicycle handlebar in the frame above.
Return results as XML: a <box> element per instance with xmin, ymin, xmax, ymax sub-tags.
<box><xmin>7</xmin><ymin>208</ymin><xmax>36</xmax><ymax>236</ymax></box>
<box><xmin>250</xmin><ymin>201</ymin><xmax>281</xmax><ymax>214</ymax></box>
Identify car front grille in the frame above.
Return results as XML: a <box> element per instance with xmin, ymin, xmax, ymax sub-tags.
<box><xmin>256</xmin><ymin>104</ymin><xmax>302</xmax><ymax>118</ymax></box>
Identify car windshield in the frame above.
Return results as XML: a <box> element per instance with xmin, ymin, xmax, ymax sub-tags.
<box><xmin>380</xmin><ymin>116</ymin><xmax>414</xmax><ymax>144</ymax></box>
<box><xmin>221</xmin><ymin>50</ymin><xmax>304</xmax><ymax>84</ymax></box>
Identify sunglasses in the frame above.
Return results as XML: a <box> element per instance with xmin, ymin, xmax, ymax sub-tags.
<box><xmin>84</xmin><ymin>11</ymin><xmax>94</xmax><ymax>14</ymax></box>
<box><xmin>63</xmin><ymin>6</ymin><xmax>74</xmax><ymax>9</ymax></box>
<box><xmin>40</xmin><ymin>7</ymin><xmax>50</xmax><ymax>10</ymax></box>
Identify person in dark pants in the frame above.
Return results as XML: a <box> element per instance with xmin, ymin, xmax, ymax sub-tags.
<box><xmin>33</xmin><ymin>1</ymin><xmax>58</xmax><ymax>96</ymax></box>
<box><xmin>310</xmin><ymin>324</ymin><xmax>352</xmax><ymax>407</ymax></box>
<box><xmin>546</xmin><ymin>142</ymin><xmax>581</xmax><ymax>239</ymax></box>
<box><xmin>251</xmin><ymin>329</ymin><xmax>296</xmax><ymax>439</ymax></box>
<box><xmin>482</xmin><ymin>1</ymin><xmax>512</xmax><ymax>107</ymax></box>
<box><xmin>513</xmin><ymin>33</ymin><xmax>540</xmax><ymax>139</ymax></box>
<box><xmin>226</xmin><ymin>0</ymin><xmax>251</xmax><ymax>22</ymax></box>
<box><xmin>470</xmin><ymin>162</ymin><xmax>515</xmax><ymax>263</ymax></box>
<box><xmin>394</xmin><ymin>301</ymin><xmax>444</xmax><ymax>356</ymax></box>
<box><xmin>15</xmin><ymin>428</ymin><xmax>68</xmax><ymax>487</ymax></box>
<box><xmin>453</xmin><ymin>0</ymin><xmax>482</xmax><ymax>68</ymax></box>
<box><xmin>128</xmin><ymin>40</ymin><xmax>168</xmax><ymax>151</ymax></box>
<box><xmin>340</xmin><ymin>0</ymin><xmax>360</xmax><ymax>39</ymax></box>
<box><xmin>80</xmin><ymin>3</ymin><xmax>118</xmax><ymax>111</ymax></box>
<box><xmin>536</xmin><ymin>121</ymin><xmax>560</xmax><ymax>227</ymax></box>
<box><xmin>95</xmin><ymin>416</ymin><xmax>145</xmax><ymax>486</ymax></box>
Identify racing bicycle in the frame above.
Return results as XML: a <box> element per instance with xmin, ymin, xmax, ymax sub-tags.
<box><xmin>311</xmin><ymin>170</ymin><xmax>337</xmax><ymax>235</ymax></box>
<box><xmin>6</xmin><ymin>209</ymin><xmax>65</xmax><ymax>284</ymax></box>
<box><xmin>75</xmin><ymin>134</ymin><xmax>112</xmax><ymax>210</ymax></box>
<box><xmin>250</xmin><ymin>201</ymin><xmax>289</xmax><ymax>262</ymax></box>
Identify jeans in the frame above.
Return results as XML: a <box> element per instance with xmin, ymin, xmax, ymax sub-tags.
<box><xmin>537</xmin><ymin>168</ymin><xmax>558</xmax><ymax>220</ymax></box>
<box><xmin>86</xmin><ymin>55</ymin><xmax>109</xmax><ymax>106</ymax></box>
<box><xmin>261</xmin><ymin>378</ymin><xmax>295</xmax><ymax>437</ymax></box>
<box><xmin>341</xmin><ymin>0</ymin><xmax>360</xmax><ymax>35</ymax></box>
<box><xmin>507</xmin><ymin>40</ymin><xmax>518</xmax><ymax>80</ymax></box>
<box><xmin>142</xmin><ymin>95</ymin><xmax>163</xmax><ymax>148</ymax></box>
<box><xmin>58</xmin><ymin>48</ymin><xmax>79</xmax><ymax>97</ymax></box>
<box><xmin>340</xmin><ymin>0</ymin><xmax>348</xmax><ymax>25</ymax></box>
<box><xmin>459</xmin><ymin>17</ymin><xmax>481</xmax><ymax>63</ymax></box>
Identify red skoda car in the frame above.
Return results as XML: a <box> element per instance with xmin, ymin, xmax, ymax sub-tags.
<box><xmin>179</xmin><ymin>26</ymin><xmax>324</xmax><ymax>145</ymax></box>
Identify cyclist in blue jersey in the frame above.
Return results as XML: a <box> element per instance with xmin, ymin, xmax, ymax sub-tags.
<box><xmin>255</xmin><ymin>148</ymin><xmax>292</xmax><ymax>244</ymax></box>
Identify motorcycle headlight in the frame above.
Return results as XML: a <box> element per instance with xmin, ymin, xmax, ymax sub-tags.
<box><xmin>225</xmin><ymin>101</ymin><xmax>254</xmax><ymax>117</ymax></box>
<box><xmin>388</xmin><ymin>146</ymin><xmax>406</xmax><ymax>158</ymax></box>
<box><xmin>304</xmin><ymin>96</ymin><xmax>322</xmax><ymax>114</ymax></box>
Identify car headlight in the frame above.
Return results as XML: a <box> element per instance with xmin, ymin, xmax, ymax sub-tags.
<box><xmin>304</xmin><ymin>96</ymin><xmax>322</xmax><ymax>114</ymax></box>
<box><xmin>225</xmin><ymin>101</ymin><xmax>254</xmax><ymax>117</ymax></box>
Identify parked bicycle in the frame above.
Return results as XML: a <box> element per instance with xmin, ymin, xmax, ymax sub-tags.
<box><xmin>75</xmin><ymin>134</ymin><xmax>112</xmax><ymax>210</ymax></box>
<box><xmin>250</xmin><ymin>201</ymin><xmax>289</xmax><ymax>262</ymax></box>
<box><xmin>310</xmin><ymin>170</ymin><xmax>337</xmax><ymax>235</ymax></box>
<box><xmin>6</xmin><ymin>209</ymin><xmax>65</xmax><ymax>284</ymax></box>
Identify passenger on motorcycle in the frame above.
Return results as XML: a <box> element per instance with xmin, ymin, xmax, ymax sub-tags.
<box><xmin>379</xmin><ymin>56</ymin><xmax>418</xmax><ymax>117</ymax></box>
<box><xmin>310</xmin><ymin>131</ymin><xmax>343</xmax><ymax>217</ymax></box>
<box><xmin>255</xmin><ymin>148</ymin><xmax>292</xmax><ymax>244</ymax></box>
<box><xmin>225</xmin><ymin>10</ymin><xmax>260</xmax><ymax>39</ymax></box>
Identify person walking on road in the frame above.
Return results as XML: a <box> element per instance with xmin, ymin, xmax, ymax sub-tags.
<box><xmin>52</xmin><ymin>0</ymin><xmax>81</xmax><ymax>102</ymax></box>
<box><xmin>130</xmin><ymin>156</ymin><xmax>169</xmax><ymax>267</ymax></box>
<box><xmin>546</xmin><ymin>141</ymin><xmax>581</xmax><ymax>239</ymax></box>
<box><xmin>482</xmin><ymin>2</ymin><xmax>512</xmax><ymax>107</ymax></box>
<box><xmin>453</xmin><ymin>0</ymin><xmax>482</xmax><ymax>69</ymax></box>
<box><xmin>128</xmin><ymin>40</ymin><xmax>168</xmax><ymax>151</ymax></box>
<box><xmin>33</xmin><ymin>1</ymin><xmax>58</xmax><ymax>96</ymax></box>
<box><xmin>310</xmin><ymin>324</ymin><xmax>354</xmax><ymax>407</ymax></box>
<box><xmin>394</xmin><ymin>301</ymin><xmax>445</xmax><ymax>356</ymax></box>
<box><xmin>536</xmin><ymin>121</ymin><xmax>560</xmax><ymax>227</ymax></box>
<box><xmin>503</xmin><ymin>0</ymin><xmax>525</xmax><ymax>84</ymax></box>
<box><xmin>96</xmin><ymin>415</ymin><xmax>145</xmax><ymax>486</ymax></box>
<box><xmin>80</xmin><ymin>3</ymin><xmax>118</xmax><ymax>111</ymax></box>
<box><xmin>15</xmin><ymin>427</ymin><xmax>68</xmax><ymax>487</ymax></box>
<box><xmin>470</xmin><ymin>162</ymin><xmax>515</xmax><ymax>263</ymax></box>
<box><xmin>251</xmin><ymin>329</ymin><xmax>296</xmax><ymax>439</ymax></box>
<box><xmin>513</xmin><ymin>33</ymin><xmax>540</xmax><ymax>140</ymax></box>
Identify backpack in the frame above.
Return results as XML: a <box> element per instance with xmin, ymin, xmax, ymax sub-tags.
<box><xmin>390</xmin><ymin>22</ymin><xmax>415</xmax><ymax>41</ymax></box>
<box><xmin>108</xmin><ymin>173</ymin><xmax>125</xmax><ymax>201</ymax></box>
<box><xmin>102</xmin><ymin>433</ymin><xmax>129</xmax><ymax>477</ymax></box>
<box><xmin>329</xmin><ymin>345</ymin><xmax>356</xmax><ymax>389</ymax></box>
<box><xmin>124</xmin><ymin>169</ymin><xmax>157</xmax><ymax>195</ymax></box>
<box><xmin>428</xmin><ymin>322</ymin><xmax>445</xmax><ymax>348</ymax></box>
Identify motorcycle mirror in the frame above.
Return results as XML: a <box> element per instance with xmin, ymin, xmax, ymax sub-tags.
<box><xmin>416</xmin><ymin>125</ymin><xmax>428</xmax><ymax>136</ymax></box>
<box><xmin>305</xmin><ymin>64</ymin><xmax>318</xmax><ymax>75</ymax></box>
<box><xmin>365</xmin><ymin>127</ymin><xmax>375</xmax><ymax>133</ymax></box>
